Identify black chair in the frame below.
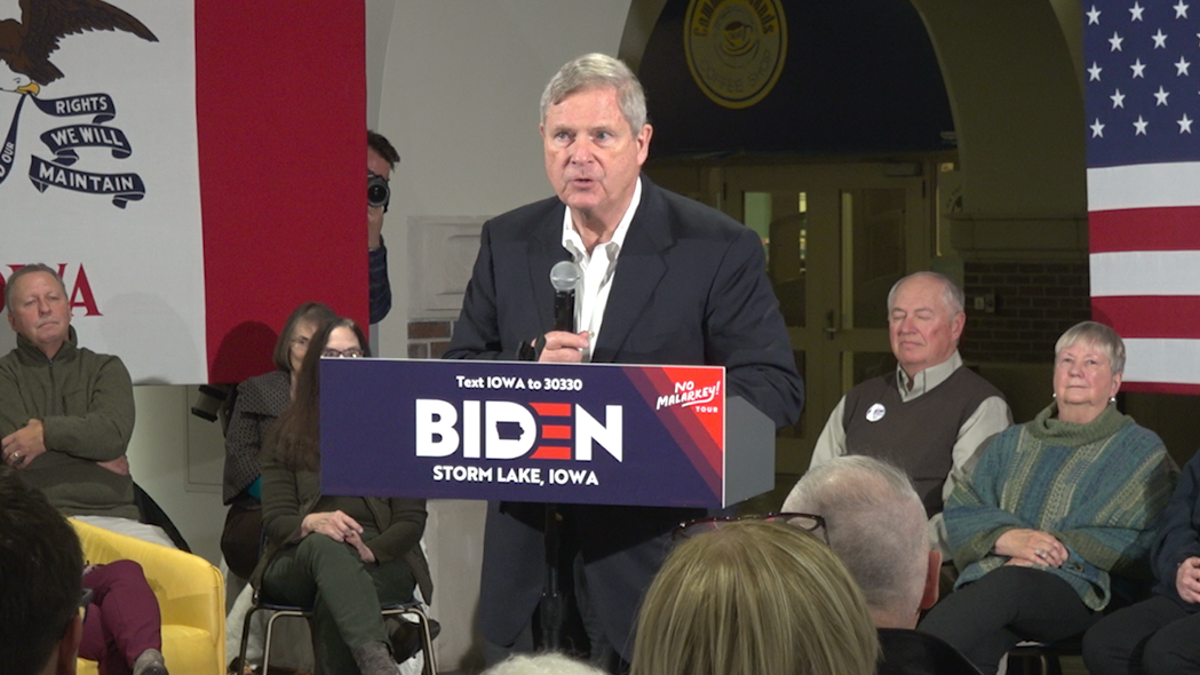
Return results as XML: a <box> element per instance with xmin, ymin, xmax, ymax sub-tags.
<box><xmin>134</xmin><ymin>482</ymin><xmax>191</xmax><ymax>552</ymax></box>
<box><xmin>236</xmin><ymin>587</ymin><xmax>437</xmax><ymax>675</ymax></box>
<box><xmin>1006</xmin><ymin>636</ymin><xmax>1083</xmax><ymax>675</ymax></box>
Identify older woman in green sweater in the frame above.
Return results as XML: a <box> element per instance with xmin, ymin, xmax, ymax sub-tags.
<box><xmin>917</xmin><ymin>321</ymin><xmax>1177</xmax><ymax>674</ymax></box>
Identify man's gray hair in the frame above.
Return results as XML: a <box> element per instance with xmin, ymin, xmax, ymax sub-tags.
<box><xmin>540</xmin><ymin>53</ymin><xmax>647</xmax><ymax>134</ymax></box>
<box><xmin>886</xmin><ymin>271</ymin><xmax>965</xmax><ymax>315</ymax></box>
<box><xmin>482</xmin><ymin>652</ymin><xmax>608</xmax><ymax>675</ymax></box>
<box><xmin>1054</xmin><ymin>320</ymin><xmax>1126</xmax><ymax>375</ymax></box>
<box><xmin>4</xmin><ymin>263</ymin><xmax>67</xmax><ymax>314</ymax></box>
<box><xmin>783</xmin><ymin>456</ymin><xmax>929</xmax><ymax>616</ymax></box>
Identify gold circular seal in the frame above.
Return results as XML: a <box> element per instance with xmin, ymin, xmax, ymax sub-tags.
<box><xmin>684</xmin><ymin>0</ymin><xmax>787</xmax><ymax>109</ymax></box>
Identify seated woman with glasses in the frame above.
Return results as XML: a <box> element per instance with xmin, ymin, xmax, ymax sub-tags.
<box><xmin>222</xmin><ymin>302</ymin><xmax>336</xmax><ymax>581</ymax></box>
<box><xmin>630</xmin><ymin>518</ymin><xmax>879</xmax><ymax>675</ymax></box>
<box><xmin>917</xmin><ymin>321</ymin><xmax>1177</xmax><ymax>674</ymax></box>
<box><xmin>249</xmin><ymin>317</ymin><xmax>432</xmax><ymax>675</ymax></box>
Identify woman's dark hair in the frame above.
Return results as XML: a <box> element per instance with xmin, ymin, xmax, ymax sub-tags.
<box><xmin>271</xmin><ymin>302</ymin><xmax>338</xmax><ymax>372</ymax></box>
<box><xmin>266</xmin><ymin>317</ymin><xmax>369</xmax><ymax>471</ymax></box>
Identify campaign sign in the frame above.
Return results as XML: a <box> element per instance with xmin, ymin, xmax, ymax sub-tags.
<box><xmin>319</xmin><ymin>358</ymin><xmax>771</xmax><ymax>508</ymax></box>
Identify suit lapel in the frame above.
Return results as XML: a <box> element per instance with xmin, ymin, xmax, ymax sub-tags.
<box><xmin>526</xmin><ymin>206</ymin><xmax>572</xmax><ymax>333</ymax></box>
<box><xmin>593</xmin><ymin>179</ymin><xmax>674</xmax><ymax>361</ymax></box>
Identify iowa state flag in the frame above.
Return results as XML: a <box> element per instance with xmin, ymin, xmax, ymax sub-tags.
<box><xmin>0</xmin><ymin>1</ymin><xmax>366</xmax><ymax>384</ymax></box>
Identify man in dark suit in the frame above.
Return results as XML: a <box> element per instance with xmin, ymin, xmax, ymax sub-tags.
<box><xmin>445</xmin><ymin>53</ymin><xmax>803</xmax><ymax>671</ymax></box>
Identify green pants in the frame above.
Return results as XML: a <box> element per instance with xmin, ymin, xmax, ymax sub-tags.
<box><xmin>261</xmin><ymin>533</ymin><xmax>415</xmax><ymax>674</ymax></box>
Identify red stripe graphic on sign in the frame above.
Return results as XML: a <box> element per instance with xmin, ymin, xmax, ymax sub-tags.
<box><xmin>531</xmin><ymin>446</ymin><xmax>571</xmax><ymax>460</ymax></box>
<box><xmin>531</xmin><ymin>402</ymin><xmax>571</xmax><ymax>417</ymax></box>
<box><xmin>541</xmin><ymin>425</ymin><xmax>571</xmax><ymax>440</ymax></box>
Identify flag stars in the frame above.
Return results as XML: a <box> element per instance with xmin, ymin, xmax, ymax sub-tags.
<box><xmin>1130</xmin><ymin>2</ymin><xmax>1146</xmax><ymax>20</ymax></box>
<box><xmin>1153</xmin><ymin>29</ymin><xmax>1169</xmax><ymax>48</ymax></box>
<box><xmin>1134</xmin><ymin>115</ymin><xmax>1150</xmax><ymax>134</ymax></box>
<box><xmin>1111</xmin><ymin>31</ymin><xmax>1125</xmax><ymax>51</ymax></box>
<box><xmin>1111</xmin><ymin>88</ymin><xmax>1126</xmax><ymax>107</ymax></box>
<box><xmin>1089</xmin><ymin>62</ymin><xmax>1104</xmax><ymax>81</ymax></box>
<box><xmin>1088</xmin><ymin>5</ymin><xmax>1102</xmax><ymax>24</ymax></box>
<box><xmin>1091</xmin><ymin>119</ymin><xmax>1105</xmax><ymax>137</ymax></box>
<box><xmin>1155</xmin><ymin>86</ymin><xmax>1171</xmax><ymax>105</ymax></box>
<box><xmin>1177</xmin><ymin>56</ymin><xmax>1192</xmax><ymax>75</ymax></box>
<box><xmin>1176</xmin><ymin>0</ymin><xmax>1190</xmax><ymax>18</ymax></box>
<box><xmin>1179</xmin><ymin>113</ymin><xmax>1194</xmax><ymax>133</ymax></box>
<box><xmin>1132</xmin><ymin>58</ymin><xmax>1147</xmax><ymax>77</ymax></box>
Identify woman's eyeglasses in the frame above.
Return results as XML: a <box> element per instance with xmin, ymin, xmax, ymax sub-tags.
<box><xmin>674</xmin><ymin>512</ymin><xmax>827</xmax><ymax>543</ymax></box>
<box><xmin>321</xmin><ymin>348</ymin><xmax>364</xmax><ymax>358</ymax></box>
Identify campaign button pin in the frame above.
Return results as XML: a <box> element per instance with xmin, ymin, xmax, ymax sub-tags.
<box><xmin>866</xmin><ymin>403</ymin><xmax>886</xmax><ymax>422</ymax></box>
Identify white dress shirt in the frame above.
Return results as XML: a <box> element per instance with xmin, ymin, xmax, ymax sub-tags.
<box><xmin>559</xmin><ymin>177</ymin><xmax>642</xmax><ymax>362</ymax></box>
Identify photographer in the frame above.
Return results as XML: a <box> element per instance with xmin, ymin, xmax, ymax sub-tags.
<box><xmin>367</xmin><ymin>130</ymin><xmax>398</xmax><ymax>324</ymax></box>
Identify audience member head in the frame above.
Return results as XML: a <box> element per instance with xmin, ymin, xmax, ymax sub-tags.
<box><xmin>784</xmin><ymin>456</ymin><xmax>940</xmax><ymax>628</ymax></box>
<box><xmin>886</xmin><ymin>271</ymin><xmax>966</xmax><ymax>378</ymax></box>
<box><xmin>1052</xmin><ymin>320</ymin><xmax>1125</xmax><ymax>425</ymax></box>
<box><xmin>540</xmin><ymin>53</ymin><xmax>647</xmax><ymax>134</ymax></box>
<box><xmin>0</xmin><ymin>466</ymin><xmax>84</xmax><ymax>675</ymax></box>
<box><xmin>481</xmin><ymin>652</ymin><xmax>607</xmax><ymax>675</ymax></box>
<box><xmin>631</xmin><ymin>519</ymin><xmax>879</xmax><ymax>675</ymax></box>
<box><xmin>272</xmin><ymin>302</ymin><xmax>337</xmax><ymax>373</ymax></box>
<box><xmin>5</xmin><ymin>263</ymin><xmax>71</xmax><ymax>359</ymax></box>
<box><xmin>267</xmin><ymin>316</ymin><xmax>367</xmax><ymax>471</ymax></box>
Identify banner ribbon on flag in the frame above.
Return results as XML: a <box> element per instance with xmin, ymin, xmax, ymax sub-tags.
<box><xmin>0</xmin><ymin>92</ymin><xmax>144</xmax><ymax>207</ymax></box>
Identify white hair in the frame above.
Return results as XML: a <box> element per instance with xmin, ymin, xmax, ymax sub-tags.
<box><xmin>540</xmin><ymin>53</ymin><xmax>647</xmax><ymax>134</ymax></box>
<box><xmin>784</xmin><ymin>456</ymin><xmax>930</xmax><ymax>619</ymax></box>
<box><xmin>481</xmin><ymin>652</ymin><xmax>608</xmax><ymax>675</ymax></box>
<box><xmin>886</xmin><ymin>271</ymin><xmax>964</xmax><ymax>315</ymax></box>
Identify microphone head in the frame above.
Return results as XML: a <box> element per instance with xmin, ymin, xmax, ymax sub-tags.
<box><xmin>550</xmin><ymin>260</ymin><xmax>581</xmax><ymax>292</ymax></box>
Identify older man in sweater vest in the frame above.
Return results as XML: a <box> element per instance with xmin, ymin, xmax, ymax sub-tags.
<box><xmin>808</xmin><ymin>271</ymin><xmax>1011</xmax><ymax>557</ymax></box>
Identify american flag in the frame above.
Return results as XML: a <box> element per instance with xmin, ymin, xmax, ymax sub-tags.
<box><xmin>1086</xmin><ymin>0</ymin><xmax>1200</xmax><ymax>393</ymax></box>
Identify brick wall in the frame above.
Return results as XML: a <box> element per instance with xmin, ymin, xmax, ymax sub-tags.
<box><xmin>960</xmin><ymin>261</ymin><xmax>1092</xmax><ymax>363</ymax></box>
<box><xmin>407</xmin><ymin>320</ymin><xmax>454</xmax><ymax>359</ymax></box>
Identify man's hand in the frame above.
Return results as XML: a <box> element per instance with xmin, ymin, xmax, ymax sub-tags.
<box><xmin>345</xmin><ymin>531</ymin><xmax>377</xmax><ymax>564</ymax></box>
<box><xmin>301</xmin><ymin>510</ymin><xmax>364</xmax><ymax>543</ymax></box>
<box><xmin>97</xmin><ymin>455</ymin><xmax>131</xmax><ymax>477</ymax></box>
<box><xmin>1176</xmin><ymin>556</ymin><xmax>1200</xmax><ymax>603</ymax></box>
<box><xmin>369</xmin><ymin>204</ymin><xmax>384</xmax><ymax>250</ymax></box>
<box><xmin>994</xmin><ymin>528</ymin><xmax>1068</xmax><ymax>568</ymax></box>
<box><xmin>2</xmin><ymin>419</ymin><xmax>47</xmax><ymax>469</ymax></box>
<box><xmin>537</xmin><ymin>331</ymin><xmax>589</xmax><ymax>363</ymax></box>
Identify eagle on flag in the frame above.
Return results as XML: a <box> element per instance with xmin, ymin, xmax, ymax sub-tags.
<box><xmin>0</xmin><ymin>0</ymin><xmax>157</xmax><ymax>95</ymax></box>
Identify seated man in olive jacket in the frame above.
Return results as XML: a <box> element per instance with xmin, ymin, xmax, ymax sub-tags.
<box><xmin>0</xmin><ymin>264</ymin><xmax>170</xmax><ymax>547</ymax></box>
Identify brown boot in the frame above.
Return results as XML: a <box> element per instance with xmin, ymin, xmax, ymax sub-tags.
<box><xmin>352</xmin><ymin>641</ymin><xmax>396</xmax><ymax>675</ymax></box>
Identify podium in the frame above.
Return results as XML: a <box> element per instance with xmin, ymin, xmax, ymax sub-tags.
<box><xmin>319</xmin><ymin>358</ymin><xmax>776</xmax><ymax>508</ymax></box>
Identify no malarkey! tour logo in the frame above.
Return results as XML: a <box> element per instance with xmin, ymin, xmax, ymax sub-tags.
<box><xmin>0</xmin><ymin>0</ymin><xmax>156</xmax><ymax>208</ymax></box>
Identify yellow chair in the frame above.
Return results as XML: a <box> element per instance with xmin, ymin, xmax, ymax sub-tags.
<box><xmin>71</xmin><ymin>519</ymin><xmax>226</xmax><ymax>675</ymax></box>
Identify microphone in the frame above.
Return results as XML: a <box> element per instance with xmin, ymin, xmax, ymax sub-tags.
<box><xmin>549</xmin><ymin>260</ymin><xmax>581</xmax><ymax>333</ymax></box>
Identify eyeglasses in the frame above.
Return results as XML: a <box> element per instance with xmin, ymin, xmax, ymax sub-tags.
<box><xmin>674</xmin><ymin>512</ymin><xmax>827</xmax><ymax>543</ymax></box>
<box><xmin>322</xmin><ymin>347</ymin><xmax>364</xmax><ymax>358</ymax></box>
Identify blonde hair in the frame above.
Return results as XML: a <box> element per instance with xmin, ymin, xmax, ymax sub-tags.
<box><xmin>631</xmin><ymin>520</ymin><xmax>879</xmax><ymax>675</ymax></box>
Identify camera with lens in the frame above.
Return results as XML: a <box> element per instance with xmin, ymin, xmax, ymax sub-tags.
<box><xmin>368</xmin><ymin>171</ymin><xmax>390</xmax><ymax>211</ymax></box>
